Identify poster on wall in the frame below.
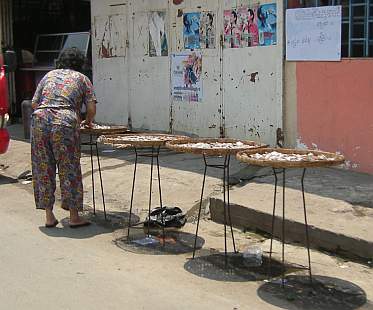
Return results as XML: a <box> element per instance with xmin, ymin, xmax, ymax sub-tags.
<box><xmin>149</xmin><ymin>11</ymin><xmax>168</xmax><ymax>57</ymax></box>
<box><xmin>200</xmin><ymin>12</ymin><xmax>216</xmax><ymax>49</ymax></box>
<box><xmin>224</xmin><ymin>9</ymin><xmax>240</xmax><ymax>48</ymax></box>
<box><xmin>257</xmin><ymin>3</ymin><xmax>277</xmax><ymax>46</ymax></box>
<box><xmin>238</xmin><ymin>6</ymin><xmax>259</xmax><ymax>47</ymax></box>
<box><xmin>183</xmin><ymin>13</ymin><xmax>201</xmax><ymax>49</ymax></box>
<box><xmin>286</xmin><ymin>6</ymin><xmax>342</xmax><ymax>61</ymax></box>
<box><xmin>224</xmin><ymin>5</ymin><xmax>261</xmax><ymax>48</ymax></box>
<box><xmin>171</xmin><ymin>52</ymin><xmax>203</xmax><ymax>103</ymax></box>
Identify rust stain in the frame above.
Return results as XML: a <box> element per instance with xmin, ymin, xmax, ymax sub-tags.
<box><xmin>250</xmin><ymin>72</ymin><xmax>259</xmax><ymax>83</ymax></box>
<box><xmin>235</xmin><ymin>71</ymin><xmax>259</xmax><ymax>88</ymax></box>
<box><xmin>100</xmin><ymin>45</ymin><xmax>110</xmax><ymax>58</ymax></box>
<box><xmin>98</xmin><ymin>16</ymin><xmax>123</xmax><ymax>59</ymax></box>
<box><xmin>98</xmin><ymin>19</ymin><xmax>113</xmax><ymax>58</ymax></box>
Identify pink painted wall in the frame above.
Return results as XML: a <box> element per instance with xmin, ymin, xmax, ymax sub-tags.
<box><xmin>297</xmin><ymin>59</ymin><xmax>373</xmax><ymax>174</ymax></box>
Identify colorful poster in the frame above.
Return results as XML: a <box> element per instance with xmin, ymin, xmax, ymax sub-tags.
<box><xmin>200</xmin><ymin>12</ymin><xmax>216</xmax><ymax>49</ymax></box>
<box><xmin>224</xmin><ymin>9</ymin><xmax>240</xmax><ymax>48</ymax></box>
<box><xmin>238</xmin><ymin>6</ymin><xmax>259</xmax><ymax>47</ymax></box>
<box><xmin>149</xmin><ymin>11</ymin><xmax>168</xmax><ymax>57</ymax></box>
<box><xmin>171</xmin><ymin>52</ymin><xmax>202</xmax><ymax>103</ymax></box>
<box><xmin>183</xmin><ymin>13</ymin><xmax>201</xmax><ymax>49</ymax></box>
<box><xmin>257</xmin><ymin>3</ymin><xmax>277</xmax><ymax>46</ymax></box>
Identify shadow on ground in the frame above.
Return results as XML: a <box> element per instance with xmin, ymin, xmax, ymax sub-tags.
<box><xmin>39</xmin><ymin>220</ymin><xmax>111</xmax><ymax>239</ymax></box>
<box><xmin>257</xmin><ymin>275</ymin><xmax>369</xmax><ymax>310</ymax></box>
<box><xmin>84</xmin><ymin>209</ymin><xmax>140</xmax><ymax>230</ymax></box>
<box><xmin>114</xmin><ymin>227</ymin><xmax>205</xmax><ymax>255</ymax></box>
<box><xmin>184</xmin><ymin>253</ymin><xmax>295</xmax><ymax>282</ymax></box>
<box><xmin>38</xmin><ymin>210</ymin><xmax>140</xmax><ymax>239</ymax></box>
<box><xmin>0</xmin><ymin>174</ymin><xmax>18</xmax><ymax>185</ymax></box>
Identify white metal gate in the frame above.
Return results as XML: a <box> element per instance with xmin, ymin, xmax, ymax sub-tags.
<box><xmin>92</xmin><ymin>0</ymin><xmax>283</xmax><ymax>145</ymax></box>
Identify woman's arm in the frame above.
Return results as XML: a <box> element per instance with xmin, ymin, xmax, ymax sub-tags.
<box><xmin>84</xmin><ymin>102</ymin><xmax>96</xmax><ymax>126</ymax></box>
<box><xmin>31</xmin><ymin>76</ymin><xmax>47</xmax><ymax>110</ymax></box>
<box><xmin>81</xmin><ymin>75</ymin><xmax>97</xmax><ymax>127</ymax></box>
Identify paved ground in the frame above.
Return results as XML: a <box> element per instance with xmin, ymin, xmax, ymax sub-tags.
<box><xmin>1</xmin><ymin>124</ymin><xmax>373</xmax><ymax>309</ymax></box>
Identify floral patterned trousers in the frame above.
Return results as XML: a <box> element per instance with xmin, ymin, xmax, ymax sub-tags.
<box><xmin>31</xmin><ymin>115</ymin><xmax>83</xmax><ymax>210</ymax></box>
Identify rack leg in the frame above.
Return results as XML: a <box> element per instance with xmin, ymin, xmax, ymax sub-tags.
<box><xmin>301</xmin><ymin>168</ymin><xmax>313</xmax><ymax>284</ymax></box>
<box><xmin>282</xmin><ymin>168</ymin><xmax>286</xmax><ymax>287</ymax></box>
<box><xmin>95</xmin><ymin>142</ymin><xmax>107</xmax><ymax>220</ymax></box>
<box><xmin>89</xmin><ymin>135</ymin><xmax>96</xmax><ymax>215</ymax></box>
<box><xmin>223</xmin><ymin>156</ymin><xmax>228</xmax><ymax>264</ymax></box>
<box><xmin>127</xmin><ymin>149</ymin><xmax>138</xmax><ymax>239</ymax></box>
<box><xmin>226</xmin><ymin>154</ymin><xmax>236</xmax><ymax>253</ymax></box>
<box><xmin>268</xmin><ymin>168</ymin><xmax>278</xmax><ymax>279</ymax></box>
<box><xmin>155</xmin><ymin>147</ymin><xmax>165</xmax><ymax>245</ymax></box>
<box><xmin>193</xmin><ymin>155</ymin><xmax>208</xmax><ymax>259</ymax></box>
<box><xmin>147</xmin><ymin>147</ymin><xmax>155</xmax><ymax>236</ymax></box>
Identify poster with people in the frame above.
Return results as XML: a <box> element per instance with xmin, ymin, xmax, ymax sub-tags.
<box><xmin>224</xmin><ymin>9</ymin><xmax>240</xmax><ymax>48</ymax></box>
<box><xmin>149</xmin><ymin>11</ymin><xmax>168</xmax><ymax>57</ymax></box>
<box><xmin>223</xmin><ymin>3</ymin><xmax>276</xmax><ymax>48</ymax></box>
<box><xmin>183</xmin><ymin>13</ymin><xmax>201</xmax><ymax>49</ymax></box>
<box><xmin>171</xmin><ymin>52</ymin><xmax>203</xmax><ymax>103</ymax></box>
<box><xmin>238</xmin><ymin>6</ymin><xmax>259</xmax><ymax>47</ymax></box>
<box><xmin>257</xmin><ymin>3</ymin><xmax>277</xmax><ymax>46</ymax></box>
<box><xmin>200</xmin><ymin>12</ymin><xmax>216</xmax><ymax>49</ymax></box>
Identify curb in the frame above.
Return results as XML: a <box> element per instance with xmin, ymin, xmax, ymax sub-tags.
<box><xmin>209</xmin><ymin>198</ymin><xmax>373</xmax><ymax>261</ymax></box>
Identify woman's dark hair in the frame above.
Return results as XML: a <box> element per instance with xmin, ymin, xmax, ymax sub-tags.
<box><xmin>232</xmin><ymin>10</ymin><xmax>237</xmax><ymax>23</ymax></box>
<box><xmin>56</xmin><ymin>47</ymin><xmax>86</xmax><ymax>72</ymax></box>
<box><xmin>183</xmin><ymin>14</ymin><xmax>191</xmax><ymax>33</ymax></box>
<box><xmin>248</xmin><ymin>9</ymin><xmax>255</xmax><ymax>19</ymax></box>
<box><xmin>207</xmin><ymin>12</ymin><xmax>214</xmax><ymax>24</ymax></box>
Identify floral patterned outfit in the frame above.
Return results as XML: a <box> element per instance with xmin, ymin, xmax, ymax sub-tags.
<box><xmin>31</xmin><ymin>69</ymin><xmax>96</xmax><ymax>210</ymax></box>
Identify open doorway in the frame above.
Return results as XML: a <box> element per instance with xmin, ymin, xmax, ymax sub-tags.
<box><xmin>11</xmin><ymin>0</ymin><xmax>91</xmax><ymax>118</ymax></box>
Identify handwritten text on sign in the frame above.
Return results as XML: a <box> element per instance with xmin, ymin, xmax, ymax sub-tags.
<box><xmin>286</xmin><ymin>6</ymin><xmax>342</xmax><ymax>61</ymax></box>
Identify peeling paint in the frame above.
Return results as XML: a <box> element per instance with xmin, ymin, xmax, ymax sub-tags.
<box><xmin>249</xmin><ymin>72</ymin><xmax>259</xmax><ymax>83</ymax></box>
<box><xmin>95</xmin><ymin>14</ymin><xmax>127</xmax><ymax>59</ymax></box>
<box><xmin>235</xmin><ymin>71</ymin><xmax>259</xmax><ymax>88</ymax></box>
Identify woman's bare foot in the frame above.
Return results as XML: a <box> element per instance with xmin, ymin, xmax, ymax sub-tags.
<box><xmin>45</xmin><ymin>209</ymin><xmax>58</xmax><ymax>227</ymax></box>
<box><xmin>69</xmin><ymin>208</ymin><xmax>91</xmax><ymax>228</ymax></box>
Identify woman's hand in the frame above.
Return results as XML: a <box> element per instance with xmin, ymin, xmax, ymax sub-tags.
<box><xmin>81</xmin><ymin>119</ymin><xmax>94</xmax><ymax>128</ymax></box>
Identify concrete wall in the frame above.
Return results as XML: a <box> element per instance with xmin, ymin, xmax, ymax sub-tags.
<box><xmin>294</xmin><ymin>59</ymin><xmax>373</xmax><ymax>174</ymax></box>
<box><xmin>91</xmin><ymin>0</ymin><xmax>284</xmax><ymax>145</ymax></box>
<box><xmin>283</xmin><ymin>61</ymin><xmax>297</xmax><ymax>148</ymax></box>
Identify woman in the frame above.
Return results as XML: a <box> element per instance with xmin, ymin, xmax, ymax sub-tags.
<box><xmin>31</xmin><ymin>47</ymin><xmax>96</xmax><ymax>228</ymax></box>
<box><xmin>224</xmin><ymin>10</ymin><xmax>240</xmax><ymax>48</ymax></box>
<box><xmin>247</xmin><ymin>9</ymin><xmax>259</xmax><ymax>47</ymax></box>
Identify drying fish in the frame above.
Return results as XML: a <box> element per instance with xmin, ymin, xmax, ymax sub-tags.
<box><xmin>249</xmin><ymin>151</ymin><xmax>336</xmax><ymax>162</ymax></box>
<box><xmin>177</xmin><ymin>141</ymin><xmax>254</xmax><ymax>150</ymax></box>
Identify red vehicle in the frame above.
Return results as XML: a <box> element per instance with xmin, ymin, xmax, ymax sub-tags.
<box><xmin>0</xmin><ymin>52</ymin><xmax>10</xmax><ymax>154</ymax></box>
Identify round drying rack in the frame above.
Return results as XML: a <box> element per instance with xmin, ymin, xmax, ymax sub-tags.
<box><xmin>99</xmin><ymin>133</ymin><xmax>189</xmax><ymax>148</ymax></box>
<box><xmin>165</xmin><ymin>138</ymin><xmax>267</xmax><ymax>156</ymax></box>
<box><xmin>80</xmin><ymin>125</ymin><xmax>129</xmax><ymax>136</ymax></box>
<box><xmin>236</xmin><ymin>148</ymin><xmax>345</xmax><ymax>169</ymax></box>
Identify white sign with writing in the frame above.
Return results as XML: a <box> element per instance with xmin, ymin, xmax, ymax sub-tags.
<box><xmin>286</xmin><ymin>6</ymin><xmax>342</xmax><ymax>61</ymax></box>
